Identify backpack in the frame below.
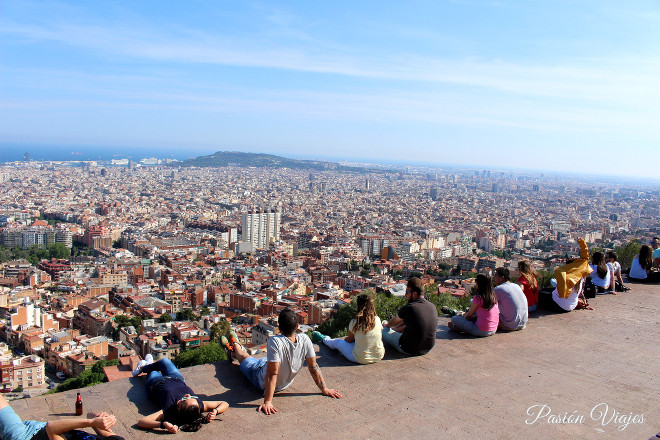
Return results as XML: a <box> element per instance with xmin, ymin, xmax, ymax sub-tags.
<box><xmin>583</xmin><ymin>277</ymin><xmax>596</xmax><ymax>298</ymax></box>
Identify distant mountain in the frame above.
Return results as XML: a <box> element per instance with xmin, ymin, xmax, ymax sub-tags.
<box><xmin>174</xmin><ymin>151</ymin><xmax>374</xmax><ymax>172</ymax></box>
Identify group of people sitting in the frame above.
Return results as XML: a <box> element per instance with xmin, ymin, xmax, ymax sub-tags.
<box><xmin>447</xmin><ymin>237</ymin><xmax>660</xmax><ymax>338</ymax></box>
<box><xmin>1</xmin><ymin>279</ymin><xmax>440</xmax><ymax>439</ymax></box>
<box><xmin>2</xmin><ymin>239</ymin><xmax>657</xmax><ymax>438</ymax></box>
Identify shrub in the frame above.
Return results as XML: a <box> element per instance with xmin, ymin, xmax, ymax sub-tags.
<box><xmin>51</xmin><ymin>359</ymin><xmax>120</xmax><ymax>394</ymax></box>
<box><xmin>173</xmin><ymin>342</ymin><xmax>226</xmax><ymax>369</ymax></box>
<box><xmin>615</xmin><ymin>239</ymin><xmax>642</xmax><ymax>271</ymax></box>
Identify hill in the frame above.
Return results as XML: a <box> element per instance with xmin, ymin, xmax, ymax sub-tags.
<box><xmin>174</xmin><ymin>151</ymin><xmax>376</xmax><ymax>173</ymax></box>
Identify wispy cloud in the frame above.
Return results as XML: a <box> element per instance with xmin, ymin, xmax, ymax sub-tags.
<box><xmin>3</xmin><ymin>10</ymin><xmax>659</xmax><ymax>111</ymax></box>
<box><xmin>1</xmin><ymin>0</ymin><xmax>659</xmax><ymax>179</ymax></box>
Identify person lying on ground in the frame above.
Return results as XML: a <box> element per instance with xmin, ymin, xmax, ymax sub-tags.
<box><xmin>133</xmin><ymin>355</ymin><xmax>228</xmax><ymax>433</ymax></box>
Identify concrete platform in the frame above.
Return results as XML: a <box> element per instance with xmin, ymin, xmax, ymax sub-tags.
<box><xmin>11</xmin><ymin>283</ymin><xmax>659</xmax><ymax>439</ymax></box>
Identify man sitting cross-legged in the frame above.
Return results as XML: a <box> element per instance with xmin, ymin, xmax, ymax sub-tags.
<box><xmin>133</xmin><ymin>354</ymin><xmax>228</xmax><ymax>433</ymax></box>
<box><xmin>222</xmin><ymin>308</ymin><xmax>342</xmax><ymax>415</ymax></box>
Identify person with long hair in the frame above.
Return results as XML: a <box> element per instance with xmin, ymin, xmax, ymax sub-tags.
<box><xmin>589</xmin><ymin>251</ymin><xmax>614</xmax><ymax>293</ymax></box>
<box><xmin>134</xmin><ymin>356</ymin><xmax>228</xmax><ymax>433</ymax></box>
<box><xmin>516</xmin><ymin>260</ymin><xmax>539</xmax><ymax>312</ymax></box>
<box><xmin>448</xmin><ymin>274</ymin><xmax>499</xmax><ymax>337</ymax></box>
<box><xmin>312</xmin><ymin>294</ymin><xmax>385</xmax><ymax>364</ymax></box>
<box><xmin>629</xmin><ymin>244</ymin><xmax>659</xmax><ymax>282</ymax></box>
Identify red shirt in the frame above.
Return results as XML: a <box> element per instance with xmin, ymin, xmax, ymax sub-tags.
<box><xmin>517</xmin><ymin>275</ymin><xmax>538</xmax><ymax>307</ymax></box>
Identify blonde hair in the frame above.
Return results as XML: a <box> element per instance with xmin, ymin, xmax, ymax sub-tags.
<box><xmin>353</xmin><ymin>294</ymin><xmax>377</xmax><ymax>333</ymax></box>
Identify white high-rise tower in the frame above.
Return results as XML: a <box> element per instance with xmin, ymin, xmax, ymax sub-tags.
<box><xmin>241</xmin><ymin>208</ymin><xmax>281</xmax><ymax>249</ymax></box>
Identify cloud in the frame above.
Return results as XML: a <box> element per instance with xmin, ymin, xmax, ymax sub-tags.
<box><xmin>3</xmin><ymin>7</ymin><xmax>659</xmax><ymax>110</ymax></box>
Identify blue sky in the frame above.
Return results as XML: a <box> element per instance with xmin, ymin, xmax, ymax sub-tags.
<box><xmin>1</xmin><ymin>1</ymin><xmax>659</xmax><ymax>179</ymax></box>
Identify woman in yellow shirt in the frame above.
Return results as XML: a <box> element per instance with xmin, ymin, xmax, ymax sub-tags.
<box><xmin>312</xmin><ymin>294</ymin><xmax>385</xmax><ymax>364</ymax></box>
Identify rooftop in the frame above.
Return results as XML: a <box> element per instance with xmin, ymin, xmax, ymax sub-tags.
<box><xmin>10</xmin><ymin>283</ymin><xmax>659</xmax><ymax>439</ymax></box>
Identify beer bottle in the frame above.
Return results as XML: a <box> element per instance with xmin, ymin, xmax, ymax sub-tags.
<box><xmin>75</xmin><ymin>392</ymin><xmax>83</xmax><ymax>416</ymax></box>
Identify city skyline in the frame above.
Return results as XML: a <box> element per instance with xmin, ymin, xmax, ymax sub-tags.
<box><xmin>1</xmin><ymin>1</ymin><xmax>660</xmax><ymax>180</ymax></box>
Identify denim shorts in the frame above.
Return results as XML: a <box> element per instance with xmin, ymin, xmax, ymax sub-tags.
<box><xmin>0</xmin><ymin>405</ymin><xmax>47</xmax><ymax>440</ymax></box>
<box><xmin>239</xmin><ymin>357</ymin><xmax>267</xmax><ymax>393</ymax></box>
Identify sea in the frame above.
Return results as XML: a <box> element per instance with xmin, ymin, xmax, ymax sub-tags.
<box><xmin>0</xmin><ymin>143</ymin><xmax>202</xmax><ymax>163</ymax></box>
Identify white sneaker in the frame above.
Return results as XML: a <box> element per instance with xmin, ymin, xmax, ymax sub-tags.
<box><xmin>132</xmin><ymin>360</ymin><xmax>147</xmax><ymax>377</ymax></box>
<box><xmin>144</xmin><ymin>354</ymin><xmax>154</xmax><ymax>364</ymax></box>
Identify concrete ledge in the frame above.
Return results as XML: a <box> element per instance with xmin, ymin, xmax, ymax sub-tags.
<box><xmin>12</xmin><ymin>284</ymin><xmax>659</xmax><ymax>439</ymax></box>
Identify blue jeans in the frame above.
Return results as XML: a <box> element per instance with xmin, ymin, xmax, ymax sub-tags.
<box><xmin>142</xmin><ymin>359</ymin><xmax>185</xmax><ymax>392</ymax></box>
<box><xmin>381</xmin><ymin>328</ymin><xmax>409</xmax><ymax>354</ymax></box>
<box><xmin>239</xmin><ymin>357</ymin><xmax>267</xmax><ymax>392</ymax></box>
<box><xmin>450</xmin><ymin>315</ymin><xmax>495</xmax><ymax>337</ymax></box>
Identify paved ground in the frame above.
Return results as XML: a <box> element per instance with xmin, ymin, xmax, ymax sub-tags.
<box><xmin>11</xmin><ymin>283</ymin><xmax>659</xmax><ymax>440</ymax></box>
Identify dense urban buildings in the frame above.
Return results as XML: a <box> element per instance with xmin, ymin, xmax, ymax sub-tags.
<box><xmin>0</xmin><ymin>159</ymin><xmax>658</xmax><ymax>394</ymax></box>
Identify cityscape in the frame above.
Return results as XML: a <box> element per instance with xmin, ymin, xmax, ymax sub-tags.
<box><xmin>1</xmin><ymin>1</ymin><xmax>659</xmax><ymax>437</ymax></box>
<box><xmin>1</xmin><ymin>154</ymin><xmax>658</xmax><ymax>394</ymax></box>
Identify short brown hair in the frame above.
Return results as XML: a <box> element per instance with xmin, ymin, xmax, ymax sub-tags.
<box><xmin>407</xmin><ymin>277</ymin><xmax>423</xmax><ymax>295</ymax></box>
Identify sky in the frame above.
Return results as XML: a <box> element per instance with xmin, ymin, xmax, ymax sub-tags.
<box><xmin>1</xmin><ymin>0</ymin><xmax>659</xmax><ymax>179</ymax></box>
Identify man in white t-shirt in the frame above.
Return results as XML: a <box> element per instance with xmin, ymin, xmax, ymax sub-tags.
<box><xmin>223</xmin><ymin>308</ymin><xmax>342</xmax><ymax>414</ymax></box>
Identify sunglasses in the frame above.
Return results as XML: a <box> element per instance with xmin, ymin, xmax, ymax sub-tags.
<box><xmin>178</xmin><ymin>395</ymin><xmax>198</xmax><ymax>403</ymax></box>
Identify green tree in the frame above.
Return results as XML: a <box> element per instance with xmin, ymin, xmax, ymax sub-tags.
<box><xmin>47</xmin><ymin>243</ymin><xmax>71</xmax><ymax>260</ymax></box>
<box><xmin>438</xmin><ymin>262</ymin><xmax>452</xmax><ymax>271</ymax></box>
<box><xmin>0</xmin><ymin>246</ymin><xmax>15</xmax><ymax>263</ymax></box>
<box><xmin>209</xmin><ymin>320</ymin><xmax>231</xmax><ymax>341</ymax></box>
<box><xmin>200</xmin><ymin>307</ymin><xmax>210</xmax><ymax>316</ymax></box>
<box><xmin>50</xmin><ymin>359</ymin><xmax>120</xmax><ymax>394</ymax></box>
<box><xmin>615</xmin><ymin>239</ymin><xmax>642</xmax><ymax>270</ymax></box>
<box><xmin>426</xmin><ymin>292</ymin><xmax>472</xmax><ymax>315</ymax></box>
<box><xmin>72</xmin><ymin>242</ymin><xmax>92</xmax><ymax>256</ymax></box>
<box><xmin>26</xmin><ymin>245</ymin><xmax>49</xmax><ymax>265</ymax></box>
<box><xmin>112</xmin><ymin>315</ymin><xmax>142</xmax><ymax>339</ymax></box>
<box><xmin>173</xmin><ymin>342</ymin><xmax>226</xmax><ymax>368</ymax></box>
<box><xmin>158</xmin><ymin>313</ymin><xmax>173</xmax><ymax>323</ymax></box>
<box><xmin>177</xmin><ymin>309</ymin><xmax>199</xmax><ymax>321</ymax></box>
<box><xmin>537</xmin><ymin>270</ymin><xmax>555</xmax><ymax>289</ymax></box>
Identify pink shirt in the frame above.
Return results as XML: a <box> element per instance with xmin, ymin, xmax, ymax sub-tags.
<box><xmin>473</xmin><ymin>295</ymin><xmax>499</xmax><ymax>332</ymax></box>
